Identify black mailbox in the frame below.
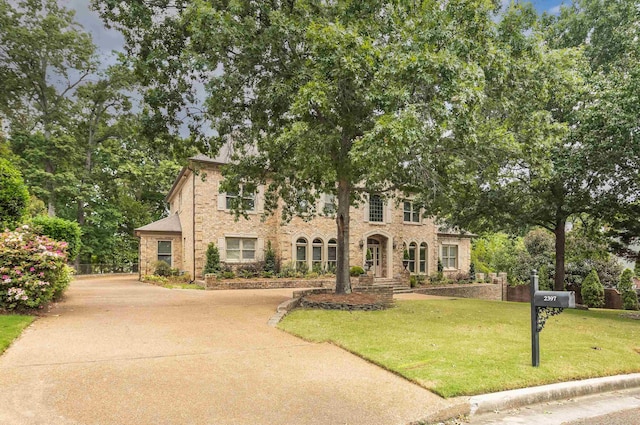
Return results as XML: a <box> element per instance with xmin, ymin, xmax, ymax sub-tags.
<box><xmin>533</xmin><ymin>291</ymin><xmax>575</xmax><ymax>309</ymax></box>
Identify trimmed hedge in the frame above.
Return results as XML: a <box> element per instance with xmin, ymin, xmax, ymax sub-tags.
<box><xmin>29</xmin><ymin>216</ymin><xmax>81</xmax><ymax>261</ymax></box>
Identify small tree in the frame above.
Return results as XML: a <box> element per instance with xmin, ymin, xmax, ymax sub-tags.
<box><xmin>264</xmin><ymin>241</ymin><xmax>276</xmax><ymax>273</ymax></box>
<box><xmin>619</xmin><ymin>269</ymin><xmax>639</xmax><ymax>311</ymax></box>
<box><xmin>581</xmin><ymin>269</ymin><xmax>605</xmax><ymax>308</ymax></box>
<box><xmin>203</xmin><ymin>242</ymin><xmax>221</xmax><ymax>275</ymax></box>
<box><xmin>469</xmin><ymin>262</ymin><xmax>476</xmax><ymax>282</ymax></box>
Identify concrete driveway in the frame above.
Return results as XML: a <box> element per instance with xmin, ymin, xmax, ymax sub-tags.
<box><xmin>0</xmin><ymin>276</ymin><xmax>456</xmax><ymax>425</ymax></box>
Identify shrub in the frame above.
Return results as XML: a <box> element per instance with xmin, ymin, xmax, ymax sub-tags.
<box><xmin>296</xmin><ymin>261</ymin><xmax>309</xmax><ymax>275</ymax></box>
<box><xmin>29</xmin><ymin>216</ymin><xmax>81</xmax><ymax>261</ymax></box>
<box><xmin>312</xmin><ymin>263</ymin><xmax>323</xmax><ymax>274</ymax></box>
<box><xmin>619</xmin><ymin>269</ymin><xmax>639</xmax><ymax>310</ymax></box>
<box><xmin>350</xmin><ymin>266</ymin><xmax>365</xmax><ymax>276</ymax></box>
<box><xmin>153</xmin><ymin>260</ymin><xmax>172</xmax><ymax>277</ymax></box>
<box><xmin>581</xmin><ymin>269</ymin><xmax>604</xmax><ymax>308</ymax></box>
<box><xmin>0</xmin><ymin>225</ymin><xmax>72</xmax><ymax>311</ymax></box>
<box><xmin>278</xmin><ymin>262</ymin><xmax>297</xmax><ymax>278</ymax></box>
<box><xmin>221</xmin><ymin>271</ymin><xmax>235</xmax><ymax>279</ymax></box>
<box><xmin>469</xmin><ymin>262</ymin><xmax>476</xmax><ymax>281</ymax></box>
<box><xmin>410</xmin><ymin>276</ymin><xmax>417</xmax><ymax>288</ymax></box>
<box><xmin>264</xmin><ymin>241</ymin><xmax>277</xmax><ymax>273</ymax></box>
<box><xmin>0</xmin><ymin>158</ymin><xmax>29</xmax><ymax>230</ymax></box>
<box><xmin>203</xmin><ymin>242</ymin><xmax>221</xmax><ymax>274</ymax></box>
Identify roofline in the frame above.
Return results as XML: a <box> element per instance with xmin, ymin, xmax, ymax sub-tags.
<box><xmin>134</xmin><ymin>229</ymin><xmax>182</xmax><ymax>237</ymax></box>
<box><xmin>164</xmin><ymin>166</ymin><xmax>191</xmax><ymax>203</ymax></box>
<box><xmin>437</xmin><ymin>231</ymin><xmax>475</xmax><ymax>238</ymax></box>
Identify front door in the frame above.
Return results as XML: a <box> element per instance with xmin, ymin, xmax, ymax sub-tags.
<box><xmin>367</xmin><ymin>241</ymin><xmax>382</xmax><ymax>277</ymax></box>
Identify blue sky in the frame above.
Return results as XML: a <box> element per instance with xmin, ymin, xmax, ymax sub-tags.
<box><xmin>528</xmin><ymin>0</ymin><xmax>565</xmax><ymax>14</ymax></box>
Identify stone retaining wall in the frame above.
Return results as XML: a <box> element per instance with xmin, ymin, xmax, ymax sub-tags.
<box><xmin>414</xmin><ymin>283</ymin><xmax>502</xmax><ymax>301</ymax></box>
<box><xmin>507</xmin><ymin>283</ymin><xmax>625</xmax><ymax>310</ymax></box>
<box><xmin>203</xmin><ymin>275</ymin><xmax>364</xmax><ymax>290</ymax></box>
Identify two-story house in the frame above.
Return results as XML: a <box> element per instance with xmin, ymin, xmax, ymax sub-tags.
<box><xmin>135</xmin><ymin>152</ymin><xmax>472</xmax><ymax>281</ymax></box>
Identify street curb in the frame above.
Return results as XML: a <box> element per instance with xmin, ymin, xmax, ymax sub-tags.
<box><xmin>468</xmin><ymin>373</ymin><xmax>640</xmax><ymax>416</ymax></box>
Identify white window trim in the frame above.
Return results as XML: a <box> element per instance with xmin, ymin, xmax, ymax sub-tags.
<box><xmin>224</xmin><ymin>236</ymin><xmax>259</xmax><ymax>263</ymax></box>
<box><xmin>402</xmin><ymin>200</ymin><xmax>421</xmax><ymax>224</ymax></box>
<box><xmin>441</xmin><ymin>244</ymin><xmax>459</xmax><ymax>270</ymax></box>
<box><xmin>368</xmin><ymin>194</ymin><xmax>385</xmax><ymax>224</ymax></box>
<box><xmin>157</xmin><ymin>240</ymin><xmax>172</xmax><ymax>266</ymax></box>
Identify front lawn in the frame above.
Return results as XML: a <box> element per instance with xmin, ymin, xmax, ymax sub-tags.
<box><xmin>278</xmin><ymin>298</ymin><xmax>640</xmax><ymax>398</ymax></box>
<box><xmin>0</xmin><ymin>315</ymin><xmax>35</xmax><ymax>354</ymax></box>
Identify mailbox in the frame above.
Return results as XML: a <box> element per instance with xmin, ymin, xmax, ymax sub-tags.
<box><xmin>533</xmin><ymin>291</ymin><xmax>575</xmax><ymax>309</ymax></box>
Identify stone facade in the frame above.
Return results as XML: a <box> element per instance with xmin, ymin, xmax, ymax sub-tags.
<box><xmin>138</xmin><ymin>233</ymin><xmax>183</xmax><ymax>276</ymax></box>
<box><xmin>136</xmin><ymin>156</ymin><xmax>473</xmax><ymax>280</ymax></box>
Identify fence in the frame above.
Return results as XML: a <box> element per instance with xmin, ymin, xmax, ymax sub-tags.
<box><xmin>74</xmin><ymin>264</ymin><xmax>139</xmax><ymax>275</ymax></box>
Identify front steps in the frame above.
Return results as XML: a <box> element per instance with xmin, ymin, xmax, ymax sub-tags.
<box><xmin>373</xmin><ymin>278</ymin><xmax>413</xmax><ymax>294</ymax></box>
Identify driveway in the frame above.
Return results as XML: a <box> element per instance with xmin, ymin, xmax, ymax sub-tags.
<box><xmin>0</xmin><ymin>276</ymin><xmax>455</xmax><ymax>425</ymax></box>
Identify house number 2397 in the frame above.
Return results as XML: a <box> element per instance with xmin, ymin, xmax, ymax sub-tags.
<box><xmin>543</xmin><ymin>295</ymin><xmax>557</xmax><ymax>302</ymax></box>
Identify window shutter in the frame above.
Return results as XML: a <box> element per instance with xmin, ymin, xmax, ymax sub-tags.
<box><xmin>256</xmin><ymin>238</ymin><xmax>265</xmax><ymax>261</ymax></box>
<box><xmin>364</xmin><ymin>200</ymin><xmax>369</xmax><ymax>223</ymax></box>
<box><xmin>218</xmin><ymin>237</ymin><xmax>226</xmax><ymax>260</ymax></box>
<box><xmin>386</xmin><ymin>201</ymin><xmax>393</xmax><ymax>224</ymax></box>
<box><xmin>217</xmin><ymin>182</ymin><xmax>226</xmax><ymax>210</ymax></box>
<box><xmin>257</xmin><ymin>186</ymin><xmax>265</xmax><ymax>213</ymax></box>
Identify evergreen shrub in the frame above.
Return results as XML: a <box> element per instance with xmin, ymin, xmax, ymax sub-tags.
<box><xmin>581</xmin><ymin>269</ymin><xmax>604</xmax><ymax>308</ymax></box>
<box><xmin>619</xmin><ymin>268</ymin><xmax>639</xmax><ymax>310</ymax></box>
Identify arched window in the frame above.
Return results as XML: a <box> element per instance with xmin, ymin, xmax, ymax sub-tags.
<box><xmin>327</xmin><ymin>239</ymin><xmax>337</xmax><ymax>272</ymax></box>
<box><xmin>312</xmin><ymin>238</ymin><xmax>323</xmax><ymax>271</ymax></box>
<box><xmin>419</xmin><ymin>243</ymin><xmax>428</xmax><ymax>274</ymax></box>
<box><xmin>408</xmin><ymin>242</ymin><xmax>417</xmax><ymax>273</ymax></box>
<box><xmin>296</xmin><ymin>238</ymin><xmax>307</xmax><ymax>270</ymax></box>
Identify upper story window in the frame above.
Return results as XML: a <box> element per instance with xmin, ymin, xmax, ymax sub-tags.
<box><xmin>226</xmin><ymin>238</ymin><xmax>256</xmax><ymax>262</ymax></box>
<box><xmin>323</xmin><ymin>194</ymin><xmax>336</xmax><ymax>215</ymax></box>
<box><xmin>157</xmin><ymin>241</ymin><xmax>172</xmax><ymax>266</ymax></box>
<box><xmin>226</xmin><ymin>190</ymin><xmax>255</xmax><ymax>211</ymax></box>
<box><xmin>403</xmin><ymin>201</ymin><xmax>420</xmax><ymax>223</ymax></box>
<box><xmin>441</xmin><ymin>245</ymin><xmax>458</xmax><ymax>269</ymax></box>
<box><xmin>369</xmin><ymin>195</ymin><xmax>384</xmax><ymax>222</ymax></box>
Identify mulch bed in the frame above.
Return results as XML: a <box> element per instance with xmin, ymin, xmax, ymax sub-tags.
<box><xmin>300</xmin><ymin>293</ymin><xmax>389</xmax><ymax>311</ymax></box>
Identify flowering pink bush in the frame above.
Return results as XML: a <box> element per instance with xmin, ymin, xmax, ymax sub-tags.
<box><xmin>0</xmin><ymin>225</ymin><xmax>73</xmax><ymax>311</ymax></box>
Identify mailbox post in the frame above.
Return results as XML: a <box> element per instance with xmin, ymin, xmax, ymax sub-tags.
<box><xmin>530</xmin><ymin>270</ymin><xmax>575</xmax><ymax>367</ymax></box>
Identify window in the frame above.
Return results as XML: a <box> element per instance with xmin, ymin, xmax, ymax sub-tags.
<box><xmin>226</xmin><ymin>238</ymin><xmax>256</xmax><ymax>262</ymax></box>
<box><xmin>403</xmin><ymin>201</ymin><xmax>420</xmax><ymax>223</ymax></box>
<box><xmin>369</xmin><ymin>195</ymin><xmax>384</xmax><ymax>222</ymax></box>
<box><xmin>327</xmin><ymin>239</ymin><xmax>337</xmax><ymax>271</ymax></box>
<box><xmin>226</xmin><ymin>190</ymin><xmax>255</xmax><ymax>211</ymax></box>
<box><xmin>419</xmin><ymin>243</ymin><xmax>427</xmax><ymax>273</ymax></box>
<box><xmin>441</xmin><ymin>245</ymin><xmax>458</xmax><ymax>269</ymax></box>
<box><xmin>323</xmin><ymin>194</ymin><xmax>336</xmax><ymax>215</ymax></box>
<box><xmin>312</xmin><ymin>238</ymin><xmax>323</xmax><ymax>270</ymax></box>
<box><xmin>408</xmin><ymin>242</ymin><xmax>417</xmax><ymax>272</ymax></box>
<box><xmin>157</xmin><ymin>241</ymin><xmax>172</xmax><ymax>265</ymax></box>
<box><xmin>296</xmin><ymin>238</ymin><xmax>307</xmax><ymax>269</ymax></box>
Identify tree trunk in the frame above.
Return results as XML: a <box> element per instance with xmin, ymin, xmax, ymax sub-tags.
<box><xmin>554</xmin><ymin>218</ymin><xmax>566</xmax><ymax>291</ymax></box>
<box><xmin>45</xmin><ymin>159</ymin><xmax>56</xmax><ymax>217</ymax></box>
<box><xmin>335</xmin><ymin>178</ymin><xmax>352</xmax><ymax>294</ymax></box>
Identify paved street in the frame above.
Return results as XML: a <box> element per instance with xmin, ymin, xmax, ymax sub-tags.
<box><xmin>0</xmin><ymin>276</ymin><xmax>456</xmax><ymax>425</ymax></box>
<box><xmin>468</xmin><ymin>388</ymin><xmax>640</xmax><ymax>425</ymax></box>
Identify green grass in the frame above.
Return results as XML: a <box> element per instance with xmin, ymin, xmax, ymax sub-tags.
<box><xmin>0</xmin><ymin>315</ymin><xmax>35</xmax><ymax>354</ymax></box>
<box><xmin>278</xmin><ymin>299</ymin><xmax>640</xmax><ymax>398</ymax></box>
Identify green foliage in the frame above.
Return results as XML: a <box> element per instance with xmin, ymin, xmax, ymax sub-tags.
<box><xmin>403</xmin><ymin>250</ymin><xmax>410</xmax><ymax>261</ymax></box>
<box><xmin>437</xmin><ymin>258</ymin><xmax>444</xmax><ymax>273</ymax></box>
<box><xmin>296</xmin><ymin>262</ymin><xmax>309</xmax><ymax>276</ymax></box>
<box><xmin>472</xmin><ymin>233</ymin><xmax>524</xmax><ymax>277</ymax></box>
<box><xmin>29</xmin><ymin>216</ymin><xmax>81</xmax><ymax>261</ymax></box>
<box><xmin>366</xmin><ymin>249</ymin><xmax>372</xmax><ymax>261</ymax></box>
<box><xmin>153</xmin><ymin>260</ymin><xmax>172</xmax><ymax>277</ymax></box>
<box><xmin>469</xmin><ymin>262</ymin><xmax>476</xmax><ymax>281</ymax></box>
<box><xmin>619</xmin><ymin>269</ymin><xmax>639</xmax><ymax>311</ymax></box>
<box><xmin>581</xmin><ymin>269</ymin><xmax>605</xmax><ymax>308</ymax></box>
<box><xmin>350</xmin><ymin>266</ymin><xmax>365</xmax><ymax>277</ymax></box>
<box><xmin>635</xmin><ymin>259</ymin><xmax>640</xmax><ymax>278</ymax></box>
<box><xmin>0</xmin><ymin>226</ymin><xmax>72</xmax><ymax>311</ymax></box>
<box><xmin>0</xmin><ymin>158</ymin><xmax>29</xmax><ymax>230</ymax></box>
<box><xmin>203</xmin><ymin>242</ymin><xmax>221</xmax><ymax>275</ymax></box>
<box><xmin>264</xmin><ymin>241</ymin><xmax>277</xmax><ymax>273</ymax></box>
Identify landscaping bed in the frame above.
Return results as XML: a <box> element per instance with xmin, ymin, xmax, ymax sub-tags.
<box><xmin>300</xmin><ymin>293</ymin><xmax>387</xmax><ymax>311</ymax></box>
